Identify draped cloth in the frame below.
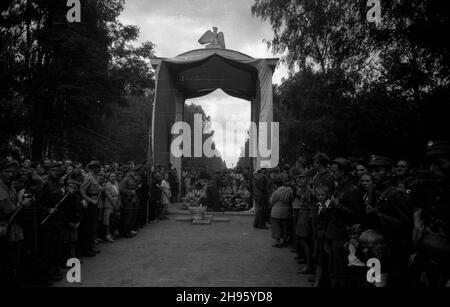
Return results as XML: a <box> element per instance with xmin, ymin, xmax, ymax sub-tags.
<box><xmin>150</xmin><ymin>48</ymin><xmax>278</xmax><ymax>170</ymax></box>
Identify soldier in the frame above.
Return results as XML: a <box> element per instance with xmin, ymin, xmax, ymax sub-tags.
<box><xmin>79</xmin><ymin>161</ymin><xmax>102</xmax><ymax>257</ymax></box>
<box><xmin>365</xmin><ymin>156</ymin><xmax>412</xmax><ymax>287</ymax></box>
<box><xmin>35</xmin><ymin>162</ymin><xmax>65</xmax><ymax>283</ymax></box>
<box><xmin>120</xmin><ymin>168</ymin><xmax>140</xmax><ymax>237</ymax></box>
<box><xmin>0</xmin><ymin>159</ymin><xmax>22</xmax><ymax>287</ymax></box>
<box><xmin>326</xmin><ymin>158</ymin><xmax>365</xmax><ymax>287</ymax></box>
<box><xmin>412</xmin><ymin>141</ymin><xmax>450</xmax><ymax>287</ymax></box>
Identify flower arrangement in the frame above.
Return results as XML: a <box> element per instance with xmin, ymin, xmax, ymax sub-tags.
<box><xmin>219</xmin><ymin>174</ymin><xmax>251</xmax><ymax>211</ymax></box>
<box><xmin>182</xmin><ymin>179</ymin><xmax>208</xmax><ymax>208</ymax></box>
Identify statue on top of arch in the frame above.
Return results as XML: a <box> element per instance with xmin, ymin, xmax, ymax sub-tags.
<box><xmin>198</xmin><ymin>27</ymin><xmax>226</xmax><ymax>49</ymax></box>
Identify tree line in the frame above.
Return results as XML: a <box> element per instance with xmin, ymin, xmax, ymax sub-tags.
<box><xmin>251</xmin><ymin>0</ymin><xmax>450</xmax><ymax>165</ymax></box>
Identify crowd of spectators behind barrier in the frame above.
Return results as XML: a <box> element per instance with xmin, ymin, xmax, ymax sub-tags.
<box><xmin>1</xmin><ymin>140</ymin><xmax>450</xmax><ymax>287</ymax></box>
<box><xmin>0</xmin><ymin>158</ymin><xmax>178</xmax><ymax>287</ymax></box>
<box><xmin>252</xmin><ymin>141</ymin><xmax>450</xmax><ymax>288</ymax></box>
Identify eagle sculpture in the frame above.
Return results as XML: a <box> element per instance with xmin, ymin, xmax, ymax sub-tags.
<box><xmin>198</xmin><ymin>27</ymin><xmax>226</xmax><ymax>49</ymax></box>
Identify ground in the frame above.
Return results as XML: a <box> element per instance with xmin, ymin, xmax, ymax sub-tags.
<box><xmin>56</xmin><ymin>206</ymin><xmax>312</xmax><ymax>287</ymax></box>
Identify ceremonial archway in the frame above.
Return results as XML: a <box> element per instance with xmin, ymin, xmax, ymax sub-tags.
<box><xmin>150</xmin><ymin>48</ymin><xmax>278</xmax><ymax>175</ymax></box>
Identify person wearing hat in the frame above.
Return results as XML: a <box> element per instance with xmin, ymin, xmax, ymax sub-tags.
<box><xmin>411</xmin><ymin>141</ymin><xmax>450</xmax><ymax>287</ymax></box>
<box><xmin>35</xmin><ymin>161</ymin><xmax>65</xmax><ymax>282</ymax></box>
<box><xmin>325</xmin><ymin>158</ymin><xmax>365</xmax><ymax>287</ymax></box>
<box><xmin>79</xmin><ymin>160</ymin><xmax>102</xmax><ymax>256</ymax></box>
<box><xmin>0</xmin><ymin>159</ymin><xmax>22</xmax><ymax>287</ymax></box>
<box><xmin>365</xmin><ymin>155</ymin><xmax>412</xmax><ymax>286</ymax></box>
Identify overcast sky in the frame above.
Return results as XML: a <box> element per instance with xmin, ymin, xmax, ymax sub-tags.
<box><xmin>119</xmin><ymin>0</ymin><xmax>287</xmax><ymax>167</ymax></box>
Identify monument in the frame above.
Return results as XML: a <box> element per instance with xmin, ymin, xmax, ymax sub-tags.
<box><xmin>150</xmin><ymin>30</ymin><xmax>279</xmax><ymax>182</ymax></box>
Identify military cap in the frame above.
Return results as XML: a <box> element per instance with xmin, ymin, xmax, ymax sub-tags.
<box><xmin>426</xmin><ymin>141</ymin><xmax>450</xmax><ymax>157</ymax></box>
<box><xmin>133</xmin><ymin>164</ymin><xmax>143</xmax><ymax>171</ymax></box>
<box><xmin>368</xmin><ymin>156</ymin><xmax>393</xmax><ymax>168</ymax></box>
<box><xmin>46</xmin><ymin>162</ymin><xmax>62</xmax><ymax>170</ymax></box>
<box><xmin>313</xmin><ymin>152</ymin><xmax>330</xmax><ymax>163</ymax></box>
<box><xmin>67</xmin><ymin>179</ymin><xmax>81</xmax><ymax>186</ymax></box>
<box><xmin>87</xmin><ymin>160</ymin><xmax>101</xmax><ymax>169</ymax></box>
<box><xmin>0</xmin><ymin>159</ymin><xmax>20</xmax><ymax>170</ymax></box>
<box><xmin>297</xmin><ymin>170</ymin><xmax>309</xmax><ymax>177</ymax></box>
<box><xmin>331</xmin><ymin>158</ymin><xmax>351</xmax><ymax>172</ymax></box>
<box><xmin>296</xmin><ymin>157</ymin><xmax>306</xmax><ymax>165</ymax></box>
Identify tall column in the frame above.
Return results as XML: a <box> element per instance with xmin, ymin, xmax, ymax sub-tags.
<box><xmin>170</xmin><ymin>94</ymin><xmax>184</xmax><ymax>201</ymax></box>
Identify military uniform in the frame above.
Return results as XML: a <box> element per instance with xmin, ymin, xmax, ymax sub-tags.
<box><xmin>325</xmin><ymin>159</ymin><xmax>365</xmax><ymax>288</ymax></box>
<box><xmin>367</xmin><ymin>156</ymin><xmax>412</xmax><ymax>285</ymax></box>
<box><xmin>120</xmin><ymin>174</ymin><xmax>139</xmax><ymax>236</ymax></box>
<box><xmin>415</xmin><ymin>141</ymin><xmax>450</xmax><ymax>287</ymax></box>
<box><xmin>79</xmin><ymin>162</ymin><xmax>102</xmax><ymax>255</ymax></box>
<box><xmin>35</xmin><ymin>165</ymin><xmax>65</xmax><ymax>281</ymax></box>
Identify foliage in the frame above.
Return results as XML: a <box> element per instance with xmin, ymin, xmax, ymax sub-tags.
<box><xmin>0</xmin><ymin>0</ymin><xmax>155</xmax><ymax>161</ymax></box>
<box><xmin>251</xmin><ymin>0</ymin><xmax>450</xmax><ymax>163</ymax></box>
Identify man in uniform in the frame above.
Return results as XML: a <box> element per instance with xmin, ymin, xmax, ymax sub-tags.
<box><xmin>120</xmin><ymin>168</ymin><xmax>140</xmax><ymax>237</ymax></box>
<box><xmin>35</xmin><ymin>162</ymin><xmax>65</xmax><ymax>282</ymax></box>
<box><xmin>412</xmin><ymin>141</ymin><xmax>450</xmax><ymax>287</ymax></box>
<box><xmin>365</xmin><ymin>156</ymin><xmax>412</xmax><ymax>286</ymax></box>
<box><xmin>0</xmin><ymin>159</ymin><xmax>22</xmax><ymax>287</ymax></box>
<box><xmin>79</xmin><ymin>161</ymin><xmax>102</xmax><ymax>256</ymax></box>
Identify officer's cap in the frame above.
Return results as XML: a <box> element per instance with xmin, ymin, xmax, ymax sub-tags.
<box><xmin>426</xmin><ymin>141</ymin><xmax>450</xmax><ymax>157</ymax></box>
<box><xmin>0</xmin><ymin>159</ymin><xmax>20</xmax><ymax>170</ymax></box>
<box><xmin>313</xmin><ymin>152</ymin><xmax>330</xmax><ymax>164</ymax></box>
<box><xmin>67</xmin><ymin>179</ymin><xmax>81</xmax><ymax>186</ymax></box>
<box><xmin>47</xmin><ymin>162</ymin><xmax>62</xmax><ymax>170</ymax></box>
<box><xmin>368</xmin><ymin>156</ymin><xmax>393</xmax><ymax>168</ymax></box>
<box><xmin>87</xmin><ymin>160</ymin><xmax>101</xmax><ymax>169</ymax></box>
<box><xmin>331</xmin><ymin>158</ymin><xmax>351</xmax><ymax>172</ymax></box>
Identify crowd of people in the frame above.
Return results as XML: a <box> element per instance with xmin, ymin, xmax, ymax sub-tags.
<box><xmin>0</xmin><ymin>158</ymin><xmax>178</xmax><ymax>287</ymax></box>
<box><xmin>2</xmin><ymin>140</ymin><xmax>450</xmax><ymax>288</ymax></box>
<box><xmin>253</xmin><ymin>141</ymin><xmax>450</xmax><ymax>287</ymax></box>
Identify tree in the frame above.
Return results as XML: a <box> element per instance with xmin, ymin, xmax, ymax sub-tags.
<box><xmin>0</xmin><ymin>0</ymin><xmax>155</xmax><ymax>161</ymax></box>
<box><xmin>252</xmin><ymin>0</ymin><xmax>450</xmax><ymax>162</ymax></box>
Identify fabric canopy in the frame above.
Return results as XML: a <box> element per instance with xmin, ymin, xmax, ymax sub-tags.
<box><xmin>150</xmin><ymin>48</ymin><xmax>278</xmax><ymax>169</ymax></box>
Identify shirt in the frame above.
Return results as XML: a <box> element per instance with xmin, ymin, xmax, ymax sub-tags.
<box><xmin>270</xmin><ymin>186</ymin><xmax>294</xmax><ymax>219</ymax></box>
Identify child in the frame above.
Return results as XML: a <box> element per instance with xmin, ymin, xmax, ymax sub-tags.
<box><xmin>62</xmin><ymin>179</ymin><xmax>83</xmax><ymax>260</ymax></box>
<box><xmin>344</xmin><ymin>224</ymin><xmax>366</xmax><ymax>287</ymax></box>
<box><xmin>313</xmin><ymin>184</ymin><xmax>332</xmax><ymax>287</ymax></box>
<box><xmin>357</xmin><ymin>229</ymin><xmax>390</xmax><ymax>287</ymax></box>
